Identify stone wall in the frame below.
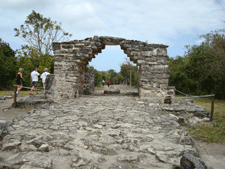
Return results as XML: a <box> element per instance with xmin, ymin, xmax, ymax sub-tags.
<box><xmin>83</xmin><ymin>67</ymin><xmax>95</xmax><ymax>95</ymax></box>
<box><xmin>52</xmin><ymin>36</ymin><xmax>175</xmax><ymax>102</ymax></box>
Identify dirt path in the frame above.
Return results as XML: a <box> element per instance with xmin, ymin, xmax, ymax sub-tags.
<box><xmin>194</xmin><ymin>140</ymin><xmax>225</xmax><ymax>169</ymax></box>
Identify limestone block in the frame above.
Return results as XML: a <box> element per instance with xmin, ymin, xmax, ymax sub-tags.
<box><xmin>137</xmin><ymin>60</ymin><xmax>146</xmax><ymax>64</ymax></box>
<box><xmin>52</xmin><ymin>43</ymin><xmax>61</xmax><ymax>50</ymax></box>
<box><xmin>66</xmin><ymin>77</ymin><xmax>77</xmax><ymax>82</ymax></box>
<box><xmin>180</xmin><ymin>153</ymin><xmax>207</xmax><ymax>169</ymax></box>
<box><xmin>160</xmin><ymin>84</ymin><xmax>168</xmax><ymax>88</ymax></box>
<box><xmin>54</xmin><ymin>55</ymin><xmax>64</xmax><ymax>62</ymax></box>
<box><xmin>80</xmin><ymin>48</ymin><xmax>92</xmax><ymax>54</ymax></box>
<box><xmin>141</xmin><ymin>51</ymin><xmax>153</xmax><ymax>56</ymax></box>
<box><xmin>157</xmin><ymin>79</ymin><xmax>169</xmax><ymax>84</ymax></box>
<box><xmin>147</xmin><ymin>61</ymin><xmax>158</xmax><ymax>65</ymax></box>
<box><xmin>104</xmin><ymin>90</ymin><xmax>120</xmax><ymax>94</ymax></box>
<box><xmin>2</xmin><ymin>141</ymin><xmax>21</xmax><ymax>151</ymax></box>
<box><xmin>152</xmin><ymin>48</ymin><xmax>167</xmax><ymax>56</ymax></box>
<box><xmin>62</xmin><ymin>44</ymin><xmax>74</xmax><ymax>49</ymax></box>
<box><xmin>130</xmin><ymin>51</ymin><xmax>141</xmax><ymax>56</ymax></box>
<box><xmin>74</xmin><ymin>43</ymin><xmax>85</xmax><ymax>47</ymax></box>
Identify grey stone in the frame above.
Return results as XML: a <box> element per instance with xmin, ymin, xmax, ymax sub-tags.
<box><xmin>17</xmin><ymin>95</ymin><xmax>53</xmax><ymax>109</ymax></box>
<box><xmin>72</xmin><ymin>157</ymin><xmax>90</xmax><ymax>167</ymax></box>
<box><xmin>0</xmin><ymin>95</ymin><xmax>5</xmax><ymax>100</ymax></box>
<box><xmin>178</xmin><ymin>117</ymin><xmax>189</xmax><ymax>126</ymax></box>
<box><xmin>104</xmin><ymin>90</ymin><xmax>120</xmax><ymax>94</ymax></box>
<box><xmin>0</xmin><ymin>120</ymin><xmax>7</xmax><ymax>140</ymax></box>
<box><xmin>20</xmin><ymin>143</ymin><xmax>37</xmax><ymax>151</ymax></box>
<box><xmin>2</xmin><ymin>141</ymin><xmax>21</xmax><ymax>151</ymax></box>
<box><xmin>117</xmin><ymin>154</ymin><xmax>140</xmax><ymax>162</ymax></box>
<box><xmin>179</xmin><ymin>136</ymin><xmax>194</xmax><ymax>146</ymax></box>
<box><xmin>185</xmin><ymin>99</ymin><xmax>194</xmax><ymax>103</ymax></box>
<box><xmin>180</xmin><ymin>153</ymin><xmax>207</xmax><ymax>169</ymax></box>
<box><xmin>38</xmin><ymin>144</ymin><xmax>49</xmax><ymax>152</ymax></box>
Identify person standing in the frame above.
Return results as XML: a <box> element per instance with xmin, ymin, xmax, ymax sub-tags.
<box><xmin>102</xmin><ymin>79</ymin><xmax>105</xmax><ymax>86</ymax></box>
<box><xmin>30</xmin><ymin>67</ymin><xmax>40</xmax><ymax>95</ymax></box>
<box><xmin>40</xmin><ymin>68</ymin><xmax>50</xmax><ymax>92</ymax></box>
<box><xmin>16</xmin><ymin>68</ymin><xmax>23</xmax><ymax>94</ymax></box>
<box><xmin>107</xmin><ymin>80</ymin><xmax>110</xmax><ymax>87</ymax></box>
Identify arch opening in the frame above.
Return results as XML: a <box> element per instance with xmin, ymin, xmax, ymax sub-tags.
<box><xmin>84</xmin><ymin>45</ymin><xmax>140</xmax><ymax>96</ymax></box>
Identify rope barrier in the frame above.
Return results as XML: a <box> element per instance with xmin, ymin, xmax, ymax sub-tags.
<box><xmin>175</xmin><ymin>89</ymin><xmax>191</xmax><ymax>96</ymax></box>
<box><xmin>175</xmin><ymin>89</ymin><xmax>214</xmax><ymax>98</ymax></box>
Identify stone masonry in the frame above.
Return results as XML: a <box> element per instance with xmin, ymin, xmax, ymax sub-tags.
<box><xmin>51</xmin><ymin>36</ymin><xmax>175</xmax><ymax>103</ymax></box>
<box><xmin>83</xmin><ymin>67</ymin><xmax>95</xmax><ymax>95</ymax></box>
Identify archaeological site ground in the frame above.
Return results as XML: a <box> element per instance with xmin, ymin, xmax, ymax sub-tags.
<box><xmin>0</xmin><ymin>36</ymin><xmax>224</xmax><ymax>169</ymax></box>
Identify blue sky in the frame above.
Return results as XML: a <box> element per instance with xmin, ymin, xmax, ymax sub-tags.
<box><xmin>0</xmin><ymin>0</ymin><xmax>225</xmax><ymax>72</ymax></box>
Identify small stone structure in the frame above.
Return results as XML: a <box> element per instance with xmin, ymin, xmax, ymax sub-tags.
<box><xmin>51</xmin><ymin>36</ymin><xmax>175</xmax><ymax>103</ymax></box>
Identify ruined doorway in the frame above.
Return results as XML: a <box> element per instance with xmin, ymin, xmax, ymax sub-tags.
<box><xmin>51</xmin><ymin>36</ymin><xmax>174</xmax><ymax>103</ymax></box>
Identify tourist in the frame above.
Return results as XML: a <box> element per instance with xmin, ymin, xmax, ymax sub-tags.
<box><xmin>30</xmin><ymin>67</ymin><xmax>40</xmax><ymax>95</ymax></box>
<box><xmin>107</xmin><ymin>80</ymin><xmax>110</xmax><ymax>87</ymax></box>
<box><xmin>16</xmin><ymin>68</ymin><xmax>23</xmax><ymax>94</ymax></box>
<box><xmin>102</xmin><ymin>79</ymin><xmax>105</xmax><ymax>86</ymax></box>
<box><xmin>40</xmin><ymin>68</ymin><xmax>50</xmax><ymax>92</ymax></box>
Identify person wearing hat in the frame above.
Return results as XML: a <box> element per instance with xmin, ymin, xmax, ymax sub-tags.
<box><xmin>16</xmin><ymin>68</ymin><xmax>23</xmax><ymax>94</ymax></box>
<box><xmin>40</xmin><ymin>68</ymin><xmax>50</xmax><ymax>92</ymax></box>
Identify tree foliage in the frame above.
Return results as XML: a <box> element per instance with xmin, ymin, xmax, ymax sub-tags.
<box><xmin>89</xmin><ymin>57</ymin><xmax>139</xmax><ymax>88</ymax></box>
<box><xmin>120</xmin><ymin>63</ymin><xmax>139</xmax><ymax>87</ymax></box>
<box><xmin>169</xmin><ymin>29</ymin><xmax>225</xmax><ymax>99</ymax></box>
<box><xmin>14</xmin><ymin>10</ymin><xmax>72</xmax><ymax>54</ymax></box>
<box><xmin>0</xmin><ymin>39</ymin><xmax>17</xmax><ymax>90</ymax></box>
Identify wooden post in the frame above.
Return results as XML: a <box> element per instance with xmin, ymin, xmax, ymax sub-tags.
<box><xmin>13</xmin><ymin>85</ymin><xmax>17</xmax><ymax>108</ymax></box>
<box><xmin>210</xmin><ymin>94</ymin><xmax>215</xmax><ymax>122</ymax></box>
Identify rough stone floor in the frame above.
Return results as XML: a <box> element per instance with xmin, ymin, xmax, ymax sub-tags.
<box><xmin>1</xmin><ymin>95</ymin><xmax>198</xmax><ymax>169</ymax></box>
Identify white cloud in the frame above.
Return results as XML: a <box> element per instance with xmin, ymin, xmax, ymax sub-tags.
<box><xmin>0</xmin><ymin>0</ymin><xmax>52</xmax><ymax>11</ymax></box>
<box><xmin>196</xmin><ymin>38</ymin><xmax>206</xmax><ymax>44</ymax></box>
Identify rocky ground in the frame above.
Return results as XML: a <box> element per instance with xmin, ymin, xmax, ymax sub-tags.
<box><xmin>0</xmin><ymin>86</ymin><xmax>224</xmax><ymax>169</ymax></box>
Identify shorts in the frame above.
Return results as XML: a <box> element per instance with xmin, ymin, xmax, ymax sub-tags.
<box><xmin>17</xmin><ymin>80</ymin><xmax>23</xmax><ymax>85</ymax></box>
<box><xmin>32</xmin><ymin>81</ymin><xmax>38</xmax><ymax>87</ymax></box>
<box><xmin>43</xmin><ymin>82</ymin><xmax>46</xmax><ymax>89</ymax></box>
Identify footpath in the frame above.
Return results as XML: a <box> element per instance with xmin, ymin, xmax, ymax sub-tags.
<box><xmin>0</xmin><ymin>87</ymin><xmax>224</xmax><ymax>169</ymax></box>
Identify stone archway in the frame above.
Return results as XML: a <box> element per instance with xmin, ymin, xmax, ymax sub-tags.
<box><xmin>50</xmin><ymin>36</ymin><xmax>175</xmax><ymax>103</ymax></box>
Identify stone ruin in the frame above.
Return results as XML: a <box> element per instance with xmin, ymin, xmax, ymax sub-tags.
<box><xmin>46</xmin><ymin>36</ymin><xmax>175</xmax><ymax>103</ymax></box>
<box><xmin>83</xmin><ymin>67</ymin><xmax>95</xmax><ymax>95</ymax></box>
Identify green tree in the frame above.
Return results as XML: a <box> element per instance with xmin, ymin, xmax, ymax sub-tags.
<box><xmin>120</xmin><ymin>63</ymin><xmax>139</xmax><ymax>87</ymax></box>
<box><xmin>169</xmin><ymin>29</ymin><xmax>225</xmax><ymax>98</ymax></box>
<box><xmin>0</xmin><ymin>39</ymin><xmax>17</xmax><ymax>90</ymax></box>
<box><xmin>14</xmin><ymin>10</ymin><xmax>72</xmax><ymax>54</ymax></box>
<box><xmin>107</xmin><ymin>69</ymin><xmax>117</xmax><ymax>84</ymax></box>
<box><xmin>121</xmin><ymin>57</ymin><xmax>134</xmax><ymax>86</ymax></box>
